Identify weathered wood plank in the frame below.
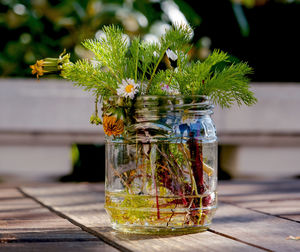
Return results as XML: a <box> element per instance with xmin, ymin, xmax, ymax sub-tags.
<box><xmin>22</xmin><ymin>183</ymin><xmax>300</xmax><ymax>252</ymax></box>
<box><xmin>0</xmin><ymin>207</ymin><xmax>50</xmax><ymax>220</ymax></box>
<box><xmin>0</xmin><ymin>241</ymin><xmax>118</xmax><ymax>252</ymax></box>
<box><xmin>218</xmin><ymin>179</ymin><xmax>300</xmax><ymax>196</ymax></box>
<box><xmin>0</xmin><ymin>188</ymin><xmax>118</xmax><ymax>252</ymax></box>
<box><xmin>220</xmin><ymin>191</ymin><xmax>300</xmax><ymax>203</ymax></box>
<box><xmin>0</xmin><ymin>188</ymin><xmax>23</xmax><ymax>199</ymax></box>
<box><xmin>230</xmin><ymin>199</ymin><xmax>300</xmax><ymax>219</ymax></box>
<box><xmin>218</xmin><ymin>180</ymin><xmax>300</xmax><ymax>222</ymax></box>
<box><xmin>211</xmin><ymin>203</ymin><xmax>300</xmax><ymax>252</ymax></box>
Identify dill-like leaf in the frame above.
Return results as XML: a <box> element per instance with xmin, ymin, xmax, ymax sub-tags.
<box><xmin>82</xmin><ymin>25</ymin><xmax>128</xmax><ymax>82</ymax></box>
<box><xmin>62</xmin><ymin>60</ymin><xmax>117</xmax><ymax>97</ymax></box>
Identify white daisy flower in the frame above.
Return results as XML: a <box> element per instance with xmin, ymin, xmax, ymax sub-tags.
<box><xmin>117</xmin><ymin>79</ymin><xmax>140</xmax><ymax>99</ymax></box>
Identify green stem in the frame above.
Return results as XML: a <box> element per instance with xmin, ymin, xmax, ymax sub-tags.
<box><xmin>101</xmin><ymin>59</ymin><xmax>122</xmax><ymax>83</ymax></box>
<box><xmin>94</xmin><ymin>94</ymin><xmax>99</xmax><ymax>116</ymax></box>
<box><xmin>179</xmin><ymin>143</ymin><xmax>198</xmax><ymax>196</ymax></box>
<box><xmin>149</xmin><ymin>144</ymin><xmax>160</xmax><ymax>219</ymax></box>
<box><xmin>177</xmin><ymin>54</ymin><xmax>181</xmax><ymax>73</ymax></box>
<box><xmin>134</xmin><ymin>47</ymin><xmax>139</xmax><ymax>83</ymax></box>
<box><xmin>167</xmin><ymin>71</ymin><xmax>175</xmax><ymax>86</ymax></box>
<box><xmin>101</xmin><ymin>82</ymin><xmax>118</xmax><ymax>94</ymax></box>
<box><xmin>146</xmin><ymin>46</ymin><xmax>170</xmax><ymax>94</ymax></box>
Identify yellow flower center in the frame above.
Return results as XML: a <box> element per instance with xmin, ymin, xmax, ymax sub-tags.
<box><xmin>125</xmin><ymin>84</ymin><xmax>134</xmax><ymax>93</ymax></box>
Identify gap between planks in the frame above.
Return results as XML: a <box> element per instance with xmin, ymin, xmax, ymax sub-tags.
<box><xmin>18</xmin><ymin>187</ymin><xmax>272</xmax><ymax>252</ymax></box>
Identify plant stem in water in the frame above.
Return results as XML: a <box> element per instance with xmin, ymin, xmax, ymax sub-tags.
<box><xmin>187</xmin><ymin>132</ymin><xmax>205</xmax><ymax>194</ymax></box>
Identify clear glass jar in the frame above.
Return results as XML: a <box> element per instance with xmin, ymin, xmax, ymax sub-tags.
<box><xmin>105</xmin><ymin>96</ymin><xmax>217</xmax><ymax>234</ymax></box>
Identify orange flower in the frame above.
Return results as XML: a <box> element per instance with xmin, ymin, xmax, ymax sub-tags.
<box><xmin>103</xmin><ymin>116</ymin><xmax>124</xmax><ymax>136</ymax></box>
<box><xmin>30</xmin><ymin>60</ymin><xmax>45</xmax><ymax>79</ymax></box>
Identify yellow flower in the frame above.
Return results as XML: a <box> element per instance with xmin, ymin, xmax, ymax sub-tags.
<box><xmin>29</xmin><ymin>50</ymin><xmax>71</xmax><ymax>79</ymax></box>
<box><xmin>30</xmin><ymin>60</ymin><xmax>45</xmax><ymax>79</ymax></box>
<box><xmin>103</xmin><ymin>116</ymin><xmax>124</xmax><ymax>136</ymax></box>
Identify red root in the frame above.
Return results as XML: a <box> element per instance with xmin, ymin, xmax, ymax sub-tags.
<box><xmin>187</xmin><ymin>132</ymin><xmax>205</xmax><ymax>194</ymax></box>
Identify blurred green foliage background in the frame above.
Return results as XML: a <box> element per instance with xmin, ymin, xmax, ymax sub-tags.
<box><xmin>0</xmin><ymin>0</ymin><xmax>299</xmax><ymax>81</ymax></box>
<box><xmin>0</xmin><ymin>0</ymin><xmax>201</xmax><ymax>77</ymax></box>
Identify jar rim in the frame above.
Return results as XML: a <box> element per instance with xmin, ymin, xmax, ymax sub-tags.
<box><xmin>136</xmin><ymin>94</ymin><xmax>210</xmax><ymax>100</ymax></box>
<box><xmin>109</xmin><ymin>94</ymin><xmax>209</xmax><ymax>98</ymax></box>
<box><xmin>108</xmin><ymin>95</ymin><xmax>211</xmax><ymax>102</ymax></box>
<box><xmin>136</xmin><ymin>95</ymin><xmax>212</xmax><ymax>105</ymax></box>
<box><xmin>107</xmin><ymin>95</ymin><xmax>214</xmax><ymax>111</ymax></box>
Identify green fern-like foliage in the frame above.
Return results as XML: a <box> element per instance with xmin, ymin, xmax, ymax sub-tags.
<box><xmin>82</xmin><ymin>25</ymin><xmax>128</xmax><ymax>82</ymax></box>
<box><xmin>173</xmin><ymin>50</ymin><xmax>256</xmax><ymax>107</ymax></box>
<box><xmin>62</xmin><ymin>59</ymin><xmax>118</xmax><ymax>97</ymax></box>
<box><xmin>39</xmin><ymin>24</ymin><xmax>256</xmax><ymax>108</ymax></box>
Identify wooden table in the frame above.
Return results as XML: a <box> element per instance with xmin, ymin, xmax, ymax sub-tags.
<box><xmin>1</xmin><ymin>179</ymin><xmax>299</xmax><ymax>252</ymax></box>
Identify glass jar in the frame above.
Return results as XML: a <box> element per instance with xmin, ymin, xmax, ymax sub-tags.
<box><xmin>105</xmin><ymin>96</ymin><xmax>217</xmax><ymax>234</ymax></box>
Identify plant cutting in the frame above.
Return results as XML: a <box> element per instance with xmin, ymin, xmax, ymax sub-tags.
<box><xmin>30</xmin><ymin>24</ymin><xmax>256</xmax><ymax>234</ymax></box>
